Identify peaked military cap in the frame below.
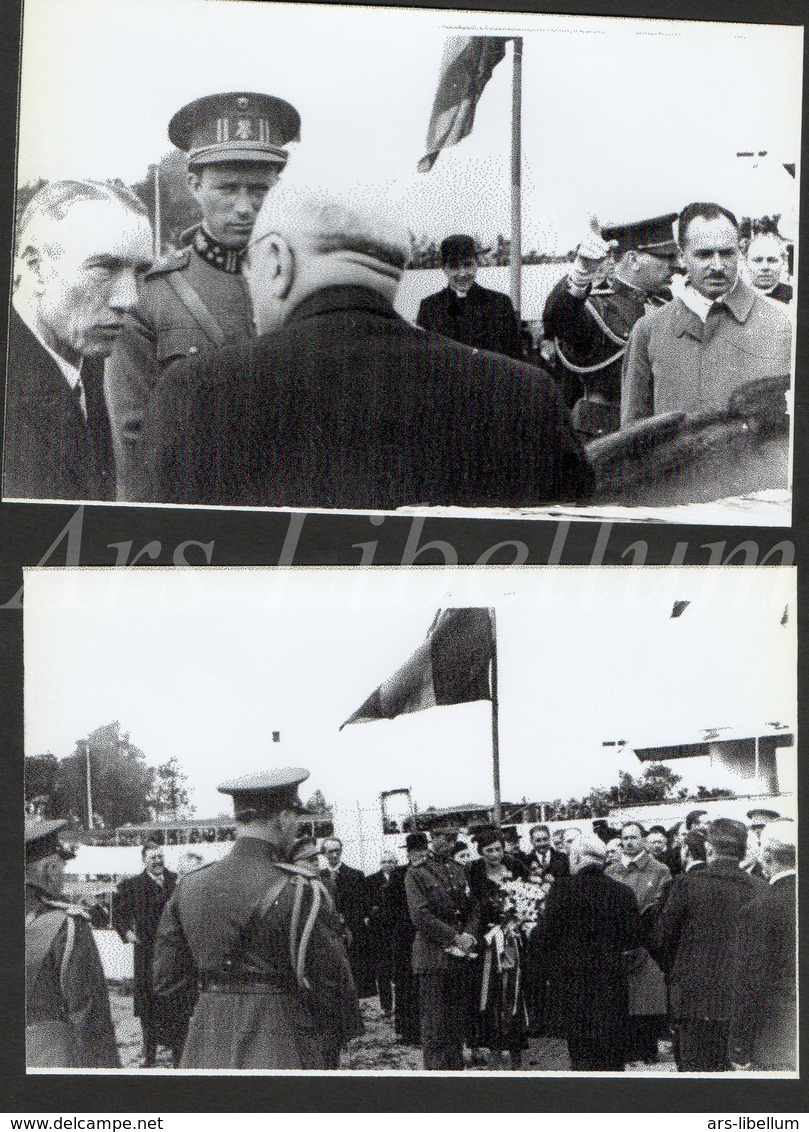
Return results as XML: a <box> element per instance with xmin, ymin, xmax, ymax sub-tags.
<box><xmin>440</xmin><ymin>234</ymin><xmax>491</xmax><ymax>266</ymax></box>
<box><xmin>169</xmin><ymin>92</ymin><xmax>301</xmax><ymax>168</ymax></box>
<box><xmin>218</xmin><ymin>767</ymin><xmax>313</xmax><ymax>815</ymax></box>
<box><xmin>746</xmin><ymin>806</ymin><xmax>781</xmax><ymax>826</ymax></box>
<box><xmin>601</xmin><ymin>213</ymin><xmax>679</xmax><ymax>257</ymax></box>
<box><xmin>25</xmin><ymin>818</ymin><xmax>76</xmax><ymax>863</ymax></box>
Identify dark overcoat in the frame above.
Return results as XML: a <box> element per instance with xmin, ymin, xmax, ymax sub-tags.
<box><xmin>4</xmin><ymin>309</ymin><xmax>115</xmax><ymax>501</ymax></box>
<box><xmin>416</xmin><ymin>281</ymin><xmax>523</xmax><ymax>360</ymax></box>
<box><xmin>25</xmin><ymin>884</ymin><xmax>120</xmax><ymax>1068</ymax></box>
<box><xmin>145</xmin><ymin>285</ymin><xmax>592</xmax><ymax>510</ymax></box>
<box><xmin>729</xmin><ymin>873</ymin><xmax>796</xmax><ymax>1068</ymax></box>
<box><xmin>153</xmin><ymin>837</ymin><xmax>362</xmax><ymax>1070</ymax></box>
<box><xmin>651</xmin><ymin>859</ymin><xmax>766</xmax><ymax>1022</ymax></box>
<box><xmin>112</xmin><ymin>869</ymin><xmax>178</xmax><ymax>1037</ymax></box>
<box><xmin>324</xmin><ymin>862</ymin><xmax>374</xmax><ymax>996</ymax></box>
<box><xmin>520</xmin><ymin>847</ymin><xmax>570</xmax><ymax>880</ymax></box>
<box><xmin>540</xmin><ymin>866</ymin><xmax>640</xmax><ymax>1052</ymax></box>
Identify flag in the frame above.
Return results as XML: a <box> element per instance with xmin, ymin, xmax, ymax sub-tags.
<box><xmin>340</xmin><ymin>608</ymin><xmax>494</xmax><ymax>728</ymax></box>
<box><xmin>670</xmin><ymin>600</ymin><xmax>690</xmax><ymax>619</ymax></box>
<box><xmin>418</xmin><ymin>37</ymin><xmax>508</xmax><ymax>174</ymax></box>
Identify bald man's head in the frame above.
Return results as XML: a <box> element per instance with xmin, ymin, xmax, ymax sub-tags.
<box><xmin>244</xmin><ymin>178</ymin><xmax>411</xmax><ymax>334</ymax></box>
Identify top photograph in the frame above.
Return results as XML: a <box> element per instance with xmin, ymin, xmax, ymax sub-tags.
<box><xmin>5</xmin><ymin>0</ymin><xmax>801</xmax><ymax>525</ymax></box>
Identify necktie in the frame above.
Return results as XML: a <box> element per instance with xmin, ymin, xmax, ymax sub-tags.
<box><xmin>73</xmin><ymin>376</ymin><xmax>87</xmax><ymax>421</ymax></box>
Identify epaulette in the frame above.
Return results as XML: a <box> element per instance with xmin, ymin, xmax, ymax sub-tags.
<box><xmin>145</xmin><ymin>247</ymin><xmax>191</xmax><ymax>278</ymax></box>
<box><xmin>177</xmin><ymin>859</ymin><xmax>216</xmax><ymax>882</ymax></box>
<box><xmin>44</xmin><ymin>897</ymin><xmax>90</xmax><ymax>921</ymax></box>
<box><xmin>276</xmin><ymin>861</ymin><xmax>321</xmax><ymax>879</ymax></box>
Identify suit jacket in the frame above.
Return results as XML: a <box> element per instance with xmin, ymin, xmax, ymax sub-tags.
<box><xmin>416</xmin><ymin>281</ymin><xmax>523</xmax><ymax>360</ymax></box>
<box><xmin>540</xmin><ymin>866</ymin><xmax>640</xmax><ymax>1036</ymax></box>
<box><xmin>729</xmin><ymin>873</ymin><xmax>796</xmax><ymax>1068</ymax></box>
<box><xmin>651</xmin><ymin>859</ymin><xmax>766</xmax><ymax>1021</ymax></box>
<box><xmin>145</xmin><ymin>285</ymin><xmax>592</xmax><ymax>510</ymax></box>
<box><xmin>322</xmin><ymin>863</ymin><xmax>370</xmax><ymax>939</ymax></box>
<box><xmin>521</xmin><ymin>847</ymin><xmax>570</xmax><ymax>881</ymax></box>
<box><xmin>112</xmin><ymin>869</ymin><xmax>177</xmax><ymax>1021</ymax></box>
<box><xmin>4</xmin><ymin>309</ymin><xmax>115</xmax><ymax>501</ymax></box>
<box><xmin>405</xmin><ymin>856</ymin><xmax>478</xmax><ymax>974</ymax></box>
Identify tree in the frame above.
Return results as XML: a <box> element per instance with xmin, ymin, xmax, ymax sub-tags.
<box><xmin>52</xmin><ymin>722</ymin><xmax>155</xmax><ymax>829</ymax></box>
<box><xmin>25</xmin><ymin>753</ymin><xmax>60</xmax><ymax>815</ymax></box>
<box><xmin>130</xmin><ymin>150</ymin><xmax>201</xmax><ymax>252</ymax></box>
<box><xmin>150</xmin><ymin>756</ymin><xmax>194</xmax><ymax>820</ymax></box>
<box><xmin>304</xmin><ymin>789</ymin><xmax>330</xmax><ymax>814</ymax></box>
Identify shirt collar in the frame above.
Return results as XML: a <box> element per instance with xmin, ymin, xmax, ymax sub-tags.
<box><xmin>769</xmin><ymin>868</ymin><xmax>796</xmax><ymax>886</ymax></box>
<box><xmin>12</xmin><ymin>293</ymin><xmax>84</xmax><ymax>390</ymax></box>
<box><xmin>676</xmin><ymin>275</ymin><xmax>752</xmax><ymax>325</ymax></box>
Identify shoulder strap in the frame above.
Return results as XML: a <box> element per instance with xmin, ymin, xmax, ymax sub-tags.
<box><xmin>164</xmin><ymin>272</ymin><xmax>226</xmax><ymax>347</ymax></box>
<box><xmin>25</xmin><ymin>909</ymin><xmax>68</xmax><ymax>1001</ymax></box>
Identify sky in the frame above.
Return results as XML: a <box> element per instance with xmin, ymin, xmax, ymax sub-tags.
<box><xmin>15</xmin><ymin>0</ymin><xmax>803</xmax><ymax>252</ymax></box>
<box><xmin>24</xmin><ymin>566</ymin><xmax>796</xmax><ymax>829</ymax></box>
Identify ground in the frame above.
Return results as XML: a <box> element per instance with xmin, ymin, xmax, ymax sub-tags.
<box><xmin>109</xmin><ymin>984</ymin><xmax>676</xmax><ymax>1072</ymax></box>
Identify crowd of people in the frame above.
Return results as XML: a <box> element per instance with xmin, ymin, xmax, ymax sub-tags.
<box><xmin>5</xmin><ymin>87</ymin><xmax>793</xmax><ymax>510</ymax></box>
<box><xmin>25</xmin><ymin>773</ymin><xmax>796</xmax><ymax>1075</ymax></box>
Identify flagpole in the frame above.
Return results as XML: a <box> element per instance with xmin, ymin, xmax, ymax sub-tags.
<box><xmin>153</xmin><ymin>164</ymin><xmax>161</xmax><ymax>259</ymax></box>
<box><xmin>509</xmin><ymin>37</ymin><xmax>523</xmax><ymax>317</ymax></box>
<box><xmin>489</xmin><ymin>608</ymin><xmax>502</xmax><ymax>828</ymax></box>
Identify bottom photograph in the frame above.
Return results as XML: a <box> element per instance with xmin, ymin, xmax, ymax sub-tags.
<box><xmin>22</xmin><ymin>565</ymin><xmax>796</xmax><ymax>1076</ymax></box>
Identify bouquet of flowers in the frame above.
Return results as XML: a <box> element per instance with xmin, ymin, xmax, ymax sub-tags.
<box><xmin>498</xmin><ymin>877</ymin><xmax>547</xmax><ymax>937</ymax></box>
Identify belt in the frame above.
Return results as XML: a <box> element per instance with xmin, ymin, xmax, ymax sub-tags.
<box><xmin>199</xmin><ymin>972</ymin><xmax>288</xmax><ymax>994</ymax></box>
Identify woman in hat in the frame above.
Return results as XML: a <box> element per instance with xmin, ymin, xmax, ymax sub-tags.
<box><xmin>468</xmin><ymin>829</ymin><xmax>529</xmax><ymax>1069</ymax></box>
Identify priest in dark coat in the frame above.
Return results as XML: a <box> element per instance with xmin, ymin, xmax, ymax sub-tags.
<box><xmin>416</xmin><ymin>234</ymin><xmax>524</xmax><ymax>360</ymax></box>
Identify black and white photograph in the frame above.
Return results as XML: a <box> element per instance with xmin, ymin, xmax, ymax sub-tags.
<box><xmin>23</xmin><ymin>565</ymin><xmax>797</xmax><ymax>1075</ymax></box>
<box><xmin>6</xmin><ymin>0</ymin><xmax>801</xmax><ymax>523</ymax></box>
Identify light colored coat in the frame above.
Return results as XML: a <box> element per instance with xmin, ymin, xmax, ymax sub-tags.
<box><xmin>621</xmin><ymin>278</ymin><xmax>791</xmax><ymax>426</ymax></box>
<box><xmin>607</xmin><ymin>851</ymin><xmax>671</xmax><ymax>1017</ymax></box>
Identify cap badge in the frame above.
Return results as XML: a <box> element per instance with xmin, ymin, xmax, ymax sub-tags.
<box><xmin>235</xmin><ymin>118</ymin><xmax>254</xmax><ymax>140</ymax></box>
<box><xmin>237</xmin><ymin>96</ymin><xmax>249</xmax><ymax>110</ymax></box>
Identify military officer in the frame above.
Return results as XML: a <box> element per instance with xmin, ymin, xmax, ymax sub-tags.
<box><xmin>405</xmin><ymin>824</ymin><xmax>479</xmax><ymax>1070</ymax></box>
<box><xmin>542</xmin><ymin>213</ymin><xmax>679</xmax><ymax>438</ymax></box>
<box><xmin>105</xmin><ymin>90</ymin><xmax>301</xmax><ymax>501</ymax></box>
<box><xmin>25</xmin><ymin>819</ymin><xmax>120</xmax><ymax>1068</ymax></box>
<box><xmin>152</xmin><ymin>767</ymin><xmax>362</xmax><ymax>1069</ymax></box>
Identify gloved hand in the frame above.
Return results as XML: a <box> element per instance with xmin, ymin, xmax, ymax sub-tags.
<box><xmin>569</xmin><ymin>216</ymin><xmax>618</xmax><ymax>293</ymax></box>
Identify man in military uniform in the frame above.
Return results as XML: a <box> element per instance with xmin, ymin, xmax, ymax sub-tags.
<box><xmin>405</xmin><ymin>824</ymin><xmax>479</xmax><ymax>1070</ymax></box>
<box><xmin>417</xmin><ymin>234</ymin><xmax>523</xmax><ymax>360</ymax></box>
<box><xmin>25</xmin><ymin>819</ymin><xmax>120</xmax><ymax>1068</ymax></box>
<box><xmin>105</xmin><ymin>90</ymin><xmax>301</xmax><ymax>501</ymax></box>
<box><xmin>152</xmin><ymin>768</ymin><xmax>362</xmax><ymax>1070</ymax></box>
<box><xmin>542</xmin><ymin>214</ymin><xmax>679</xmax><ymax>438</ymax></box>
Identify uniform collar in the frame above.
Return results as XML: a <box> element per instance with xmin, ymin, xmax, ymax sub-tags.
<box><xmin>193</xmin><ymin>226</ymin><xmax>245</xmax><ymax>274</ymax></box>
<box><xmin>770</xmin><ymin>868</ymin><xmax>796</xmax><ymax>886</ymax></box>
<box><xmin>231</xmin><ymin>835</ymin><xmax>282</xmax><ymax>862</ymax></box>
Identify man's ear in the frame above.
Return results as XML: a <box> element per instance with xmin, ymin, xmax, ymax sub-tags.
<box><xmin>186</xmin><ymin>169</ymin><xmax>202</xmax><ymax>199</ymax></box>
<box><xmin>19</xmin><ymin>246</ymin><xmax>44</xmax><ymax>294</ymax></box>
<box><xmin>263</xmin><ymin>235</ymin><xmax>295</xmax><ymax>300</ymax></box>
